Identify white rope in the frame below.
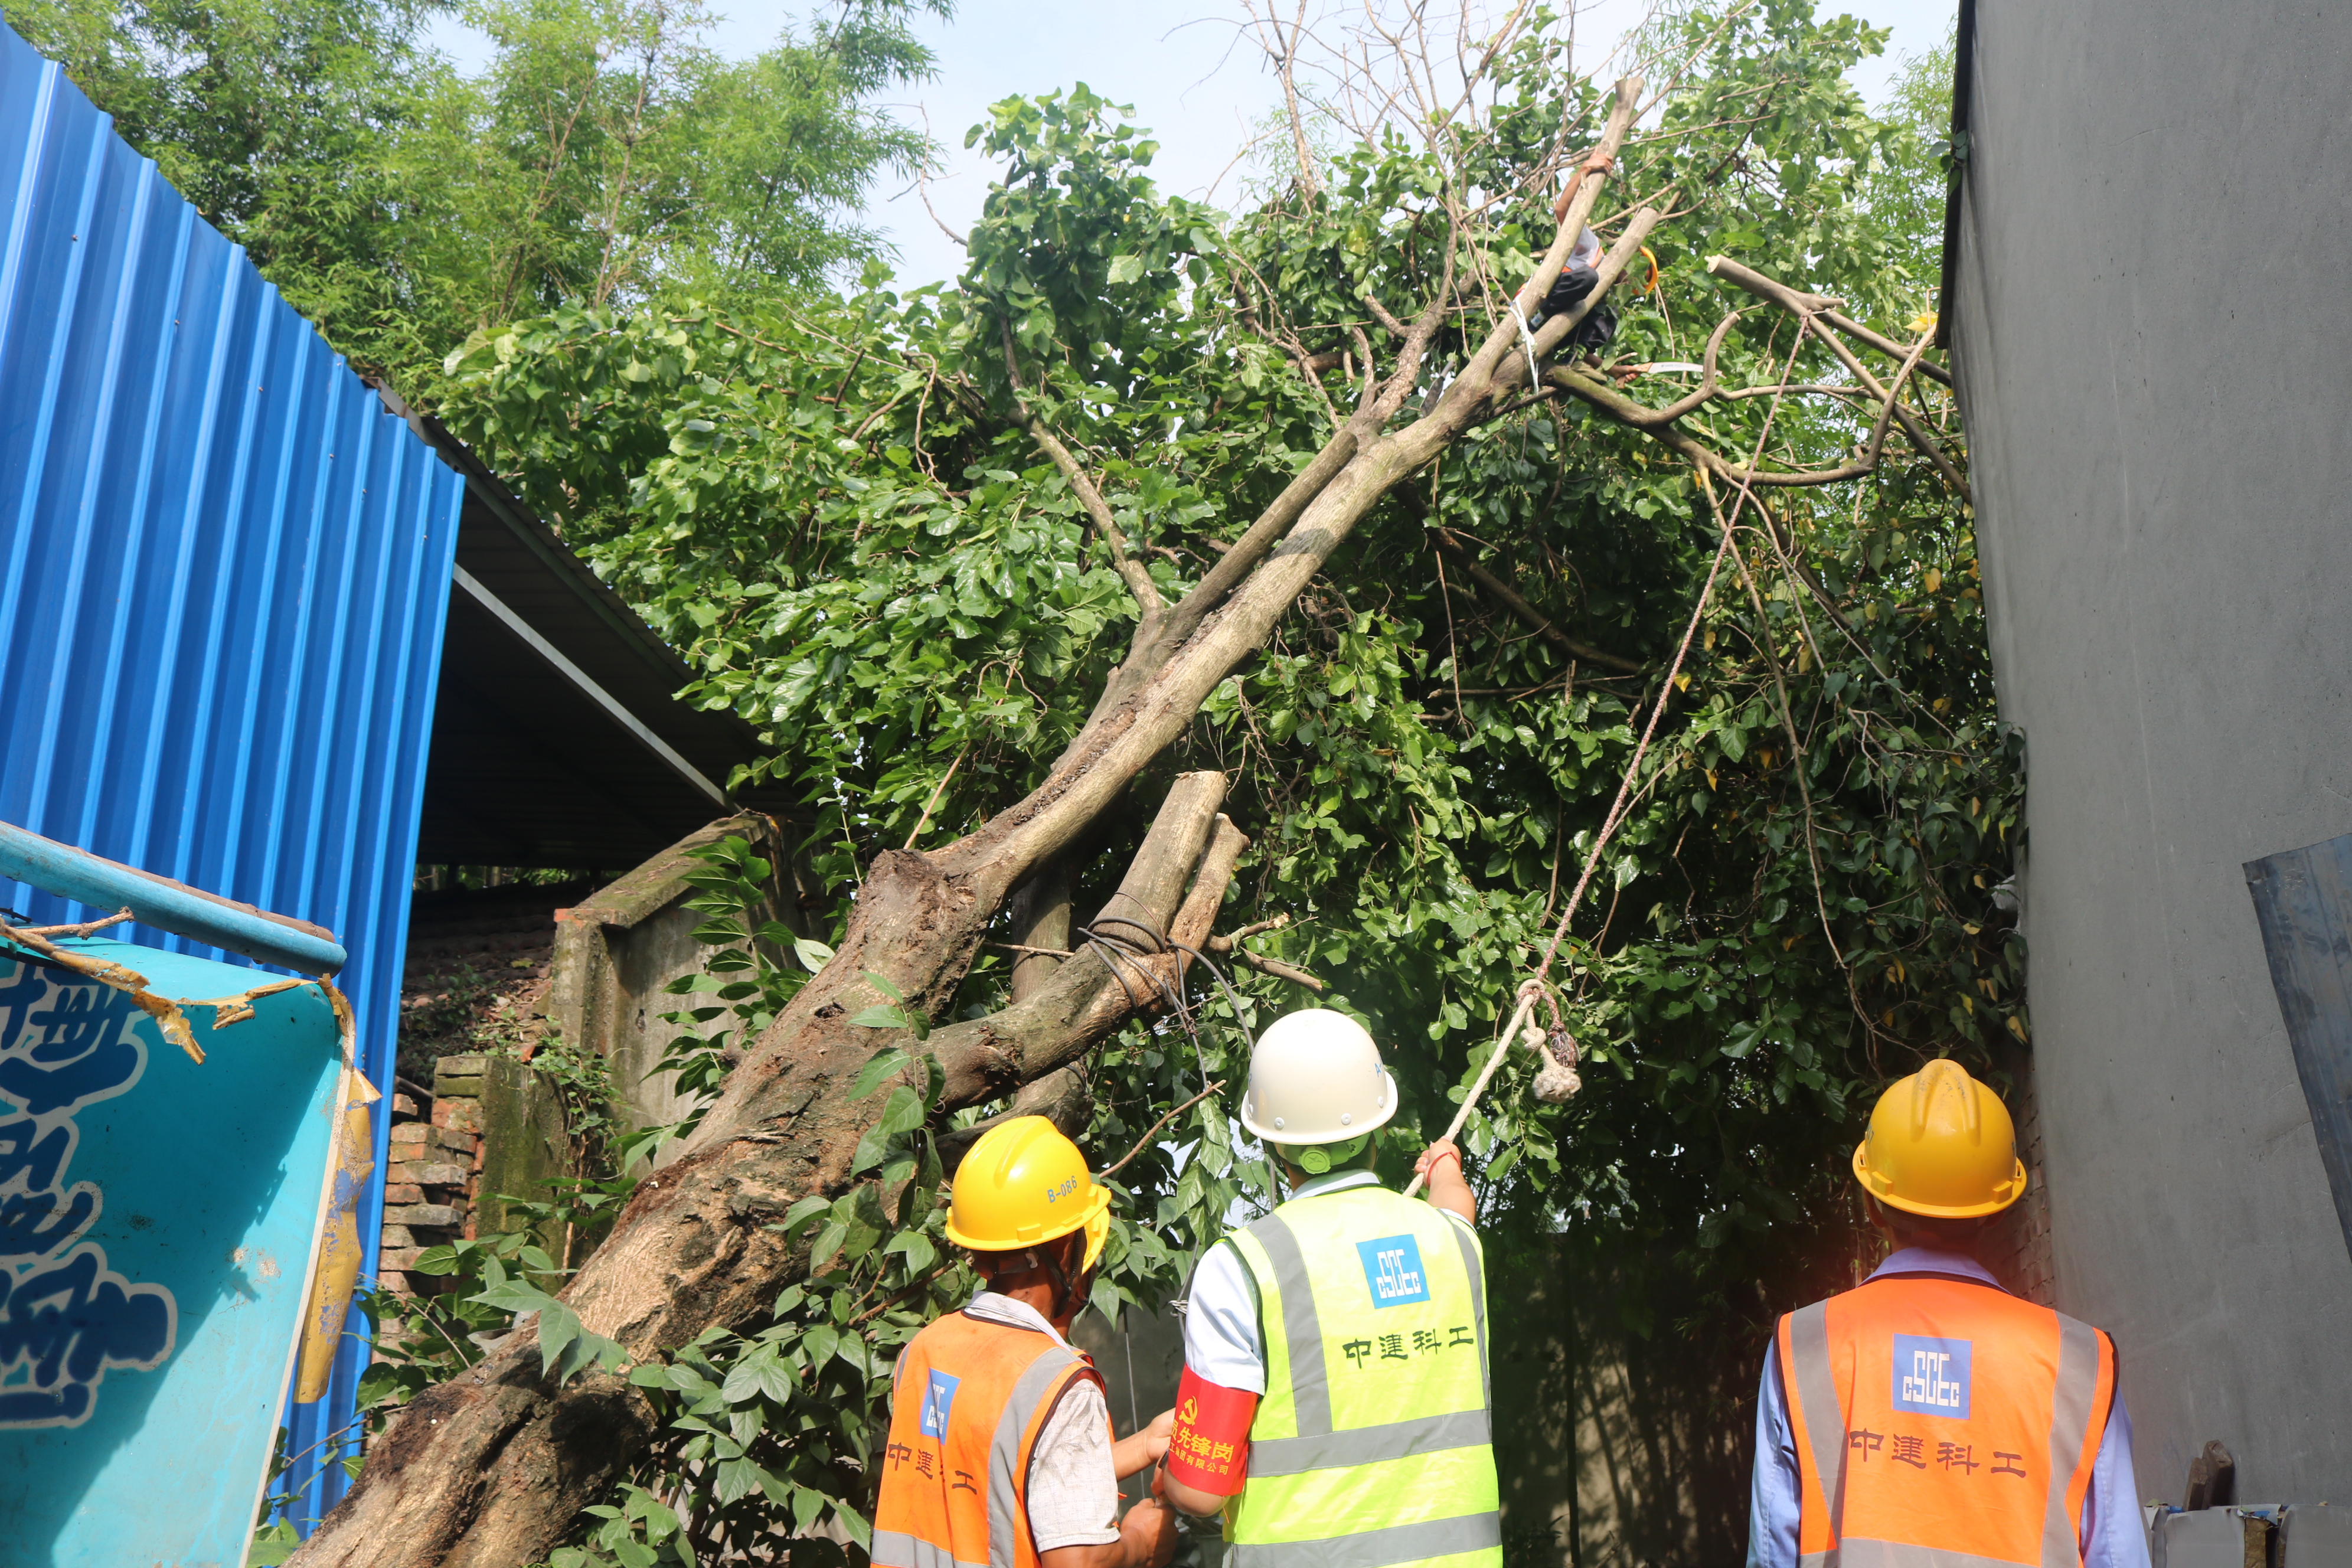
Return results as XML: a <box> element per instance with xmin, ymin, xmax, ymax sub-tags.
<box><xmin>1510</xmin><ymin>303</ymin><xmax>1542</xmax><ymax>394</ymax></box>
<box><xmin>1403</xmin><ymin>984</ymin><xmax>1543</xmax><ymax>1198</ymax></box>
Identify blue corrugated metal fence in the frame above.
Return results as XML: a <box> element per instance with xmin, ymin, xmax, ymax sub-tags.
<box><xmin>0</xmin><ymin>19</ymin><xmax>463</xmax><ymax>1534</ymax></box>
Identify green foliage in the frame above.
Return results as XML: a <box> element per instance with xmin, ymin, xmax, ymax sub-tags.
<box><xmin>247</xmin><ymin>1518</ymin><xmax>303</xmax><ymax>1566</ymax></box>
<box><xmin>4</xmin><ymin>0</ymin><xmax>953</xmax><ymax>398</ymax></box>
<box><xmin>424</xmin><ymin>1</ymin><xmax>2014</xmax><ymax>1555</ymax></box>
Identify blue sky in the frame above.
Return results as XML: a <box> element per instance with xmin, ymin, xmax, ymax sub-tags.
<box><xmin>426</xmin><ymin>0</ymin><xmax>1958</xmax><ymax>290</ymax></box>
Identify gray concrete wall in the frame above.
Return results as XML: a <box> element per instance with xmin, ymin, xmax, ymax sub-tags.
<box><xmin>1949</xmin><ymin>2</ymin><xmax>2352</xmax><ymax>1501</ymax></box>
<box><xmin>543</xmin><ymin>812</ymin><xmax>803</xmax><ymax>1146</ymax></box>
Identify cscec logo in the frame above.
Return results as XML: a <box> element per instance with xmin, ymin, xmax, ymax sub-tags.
<box><xmin>1891</xmin><ymin>1334</ymin><xmax>1972</xmax><ymax>1419</ymax></box>
<box><xmin>1355</xmin><ymin>1234</ymin><xmax>1429</xmax><ymax>1309</ymax></box>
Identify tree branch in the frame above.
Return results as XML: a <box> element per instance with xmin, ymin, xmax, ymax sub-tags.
<box><xmin>1002</xmin><ymin>320</ymin><xmax>1165</xmax><ymax>614</ymax></box>
<box><xmin>1426</xmin><ymin>525</ymin><xmax>1646</xmax><ymax>673</ymax></box>
<box><xmin>936</xmin><ymin>1066</ymin><xmax>1092</xmax><ymax>1171</ymax></box>
<box><xmin>1231</xmin><ymin>949</ymin><xmax>1324</xmax><ymax>991</ymax></box>
<box><xmin>1704</xmin><ymin>257</ymin><xmax>1971</xmax><ymax>501</ymax></box>
<box><xmin>1819</xmin><ymin>309</ymin><xmax>1952</xmax><ymax>387</ymax></box>
<box><xmin>1100</xmin><ymin>1080</ymin><xmax>1227</xmax><ymax>1181</ymax></box>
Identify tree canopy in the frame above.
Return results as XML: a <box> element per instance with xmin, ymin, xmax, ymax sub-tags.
<box><xmin>10</xmin><ymin>1</ymin><xmax>2007</xmax><ymax>1562</ymax></box>
<box><xmin>1</xmin><ymin>0</ymin><xmax>952</xmax><ymax>396</ymax></box>
<box><xmin>283</xmin><ymin>5</ymin><xmax>2013</xmax><ymax>1563</ymax></box>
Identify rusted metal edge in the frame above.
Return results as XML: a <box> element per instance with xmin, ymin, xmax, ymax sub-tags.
<box><xmin>0</xmin><ymin>924</ymin><xmax>335</xmax><ymax>1064</ymax></box>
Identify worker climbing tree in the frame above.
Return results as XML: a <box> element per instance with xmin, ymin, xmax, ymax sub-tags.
<box><xmin>289</xmin><ymin>5</ymin><xmax>2014</xmax><ymax>1565</ymax></box>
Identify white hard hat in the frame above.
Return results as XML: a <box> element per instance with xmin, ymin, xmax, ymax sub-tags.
<box><xmin>1239</xmin><ymin>1009</ymin><xmax>1398</xmax><ymax>1144</ymax></box>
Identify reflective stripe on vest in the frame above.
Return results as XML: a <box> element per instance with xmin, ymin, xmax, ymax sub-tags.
<box><xmin>1230</xmin><ymin>1512</ymin><xmax>1506</xmax><ymax>1568</ymax></box>
<box><xmin>1777</xmin><ymin>1276</ymin><xmax>2113</xmax><ymax>1568</ymax></box>
<box><xmin>872</xmin><ymin>1310</ymin><xmax>1099</xmax><ymax>1568</ymax></box>
<box><xmin>1224</xmin><ymin>1184</ymin><xmax>1501</xmax><ymax>1568</ymax></box>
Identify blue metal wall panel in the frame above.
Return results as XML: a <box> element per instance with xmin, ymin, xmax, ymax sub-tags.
<box><xmin>0</xmin><ymin>21</ymin><xmax>464</xmax><ymax>1534</ymax></box>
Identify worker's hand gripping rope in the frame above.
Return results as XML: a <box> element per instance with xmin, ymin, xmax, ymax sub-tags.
<box><xmin>1402</xmin><ymin>981</ymin><xmax>1580</xmax><ymax>1198</ymax></box>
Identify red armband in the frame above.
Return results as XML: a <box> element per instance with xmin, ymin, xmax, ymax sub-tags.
<box><xmin>1163</xmin><ymin>1365</ymin><xmax>1257</xmax><ymax>1496</ymax></box>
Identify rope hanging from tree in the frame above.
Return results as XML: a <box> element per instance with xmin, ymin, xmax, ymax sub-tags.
<box><xmin>1404</xmin><ymin>324</ymin><xmax>1824</xmax><ymax>1197</ymax></box>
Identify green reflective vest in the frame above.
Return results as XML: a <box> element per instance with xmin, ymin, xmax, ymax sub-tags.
<box><xmin>1221</xmin><ymin>1180</ymin><xmax>1501</xmax><ymax>1568</ymax></box>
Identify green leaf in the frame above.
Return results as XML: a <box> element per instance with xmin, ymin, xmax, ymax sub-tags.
<box><xmin>851</xmin><ymin>1046</ymin><xmax>912</xmax><ymax>1097</ymax></box>
<box><xmin>1106</xmin><ymin>254</ymin><xmax>1145</xmax><ymax>285</ymax></box>
<box><xmin>810</xmin><ymin>1219</ymin><xmax>851</xmax><ymax>1272</ymax></box>
<box><xmin>721</xmin><ymin>1348</ymin><xmax>795</xmax><ymax>1404</ymax></box>
<box><xmin>793</xmin><ymin>936</ymin><xmax>835</xmax><ymax>973</ymax></box>
<box><xmin>471</xmin><ymin>1278</ymin><xmax>561</xmax><ymax>1315</ymax></box>
<box><xmin>779</xmin><ymin>1195</ymin><xmax>832</xmax><ymax>1236</ymax></box>
<box><xmin>854</xmin><ymin>1084</ymin><xmax>929</xmax><ymax>1174</ymax></box>
<box><xmin>247</xmin><ymin>1521</ymin><xmax>302</xmax><ymax>1566</ymax></box>
<box><xmin>538</xmin><ymin>1304</ymin><xmax>582</xmax><ymax>1371</ymax></box>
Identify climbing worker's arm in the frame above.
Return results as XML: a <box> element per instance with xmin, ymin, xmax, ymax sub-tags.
<box><xmin>1551</xmin><ymin>148</ymin><xmax>1616</xmax><ymax>223</ymax></box>
<box><xmin>1415</xmin><ymin>1138</ymin><xmax>1476</xmax><ymax>1223</ymax></box>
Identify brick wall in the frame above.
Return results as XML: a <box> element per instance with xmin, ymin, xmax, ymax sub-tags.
<box><xmin>376</xmin><ymin>1056</ymin><xmax>492</xmax><ymax>1295</ymax></box>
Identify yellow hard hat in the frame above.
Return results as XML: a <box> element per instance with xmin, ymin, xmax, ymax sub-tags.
<box><xmin>1852</xmin><ymin>1059</ymin><xmax>2028</xmax><ymax>1218</ymax></box>
<box><xmin>945</xmin><ymin>1116</ymin><xmax>1113</xmax><ymax>1270</ymax></box>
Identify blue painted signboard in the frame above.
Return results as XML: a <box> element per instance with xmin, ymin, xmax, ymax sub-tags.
<box><xmin>0</xmin><ymin>934</ymin><xmax>346</xmax><ymax>1564</ymax></box>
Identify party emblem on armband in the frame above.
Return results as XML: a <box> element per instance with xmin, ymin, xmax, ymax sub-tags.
<box><xmin>1355</xmin><ymin>1235</ymin><xmax>1429</xmax><ymax>1309</ymax></box>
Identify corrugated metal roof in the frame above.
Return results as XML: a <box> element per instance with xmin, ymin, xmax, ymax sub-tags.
<box><xmin>0</xmin><ymin>20</ymin><xmax>463</xmax><ymax>1534</ymax></box>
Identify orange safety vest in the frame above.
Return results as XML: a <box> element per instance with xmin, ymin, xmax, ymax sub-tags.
<box><xmin>1776</xmin><ymin>1274</ymin><xmax>2115</xmax><ymax>1568</ymax></box>
<box><xmin>873</xmin><ymin>1308</ymin><xmax>1104</xmax><ymax>1568</ymax></box>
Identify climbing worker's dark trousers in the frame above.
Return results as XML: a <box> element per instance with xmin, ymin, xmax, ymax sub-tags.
<box><xmin>1540</xmin><ymin>264</ymin><xmax>1618</xmax><ymax>352</ymax></box>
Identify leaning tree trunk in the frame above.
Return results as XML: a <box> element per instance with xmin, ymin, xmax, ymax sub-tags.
<box><xmin>291</xmin><ymin>81</ymin><xmax>1654</xmax><ymax>1568</ymax></box>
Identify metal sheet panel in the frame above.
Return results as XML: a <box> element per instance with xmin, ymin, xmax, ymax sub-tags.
<box><xmin>0</xmin><ymin>20</ymin><xmax>464</xmax><ymax>1534</ymax></box>
<box><xmin>0</xmin><ymin>940</ymin><xmax>348</xmax><ymax>1564</ymax></box>
<box><xmin>2244</xmin><ymin>834</ymin><xmax>2352</xmax><ymax>1263</ymax></box>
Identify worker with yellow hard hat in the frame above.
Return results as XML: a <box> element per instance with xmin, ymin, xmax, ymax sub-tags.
<box><xmin>873</xmin><ymin>1116</ymin><xmax>1178</xmax><ymax>1568</ymax></box>
<box><xmin>1746</xmin><ymin>1059</ymin><xmax>2150</xmax><ymax>1568</ymax></box>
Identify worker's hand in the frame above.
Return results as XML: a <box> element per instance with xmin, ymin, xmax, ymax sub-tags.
<box><xmin>1552</xmin><ymin>150</ymin><xmax>1616</xmax><ymax>221</ymax></box>
<box><xmin>1119</xmin><ymin>1497</ymin><xmax>1180</xmax><ymax>1568</ymax></box>
<box><xmin>1112</xmin><ymin>1407</ymin><xmax>1177</xmax><ymax>1477</ymax></box>
<box><xmin>1414</xmin><ymin>1138</ymin><xmax>1464</xmax><ymax>1180</ymax></box>
<box><xmin>1415</xmin><ymin>1138</ymin><xmax>1476</xmax><ymax>1224</ymax></box>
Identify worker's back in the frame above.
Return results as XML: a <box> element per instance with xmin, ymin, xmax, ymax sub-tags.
<box><xmin>1220</xmin><ymin>1179</ymin><xmax>1501</xmax><ymax>1568</ymax></box>
<box><xmin>1776</xmin><ymin>1270</ymin><xmax>2115</xmax><ymax>1568</ymax></box>
<box><xmin>875</xmin><ymin>1306</ymin><xmax>1098</xmax><ymax>1568</ymax></box>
